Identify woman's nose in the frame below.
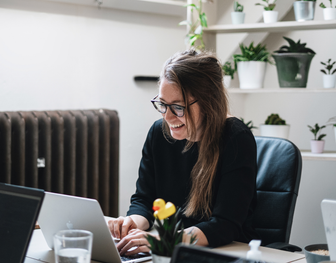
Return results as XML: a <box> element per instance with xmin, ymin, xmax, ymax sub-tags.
<box><xmin>163</xmin><ymin>107</ymin><xmax>175</xmax><ymax>121</ymax></box>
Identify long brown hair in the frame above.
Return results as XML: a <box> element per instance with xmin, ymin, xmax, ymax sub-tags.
<box><xmin>160</xmin><ymin>49</ymin><xmax>230</xmax><ymax>218</ymax></box>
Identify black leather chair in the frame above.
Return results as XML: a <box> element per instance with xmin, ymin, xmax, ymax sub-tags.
<box><xmin>253</xmin><ymin>136</ymin><xmax>302</xmax><ymax>252</ymax></box>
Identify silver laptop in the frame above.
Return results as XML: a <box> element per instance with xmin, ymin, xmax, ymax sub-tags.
<box><xmin>37</xmin><ymin>192</ymin><xmax>152</xmax><ymax>263</ymax></box>
<box><xmin>321</xmin><ymin>199</ymin><xmax>336</xmax><ymax>261</ymax></box>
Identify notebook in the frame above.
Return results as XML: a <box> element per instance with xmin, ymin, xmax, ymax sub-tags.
<box><xmin>321</xmin><ymin>199</ymin><xmax>336</xmax><ymax>261</ymax></box>
<box><xmin>37</xmin><ymin>192</ymin><xmax>152</xmax><ymax>263</ymax></box>
<box><xmin>0</xmin><ymin>183</ymin><xmax>45</xmax><ymax>263</ymax></box>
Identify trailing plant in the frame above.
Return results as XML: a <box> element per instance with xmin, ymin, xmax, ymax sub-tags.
<box><xmin>273</xmin><ymin>36</ymin><xmax>316</xmax><ymax>54</ymax></box>
<box><xmin>264</xmin><ymin>113</ymin><xmax>286</xmax><ymax>125</ymax></box>
<box><xmin>234</xmin><ymin>1</ymin><xmax>244</xmax><ymax>12</ymax></box>
<box><xmin>321</xmin><ymin>59</ymin><xmax>336</xmax><ymax>75</ymax></box>
<box><xmin>320</xmin><ymin>0</ymin><xmax>335</xmax><ymax>8</ymax></box>
<box><xmin>179</xmin><ymin>0</ymin><xmax>213</xmax><ymax>51</ymax></box>
<box><xmin>222</xmin><ymin>61</ymin><xmax>235</xmax><ymax>79</ymax></box>
<box><xmin>255</xmin><ymin>0</ymin><xmax>277</xmax><ymax>11</ymax></box>
<box><xmin>308</xmin><ymin>123</ymin><xmax>327</xmax><ymax>140</ymax></box>
<box><xmin>240</xmin><ymin>118</ymin><xmax>258</xmax><ymax>130</ymax></box>
<box><xmin>233</xmin><ymin>42</ymin><xmax>272</xmax><ymax>70</ymax></box>
<box><xmin>146</xmin><ymin>200</ymin><xmax>197</xmax><ymax>257</ymax></box>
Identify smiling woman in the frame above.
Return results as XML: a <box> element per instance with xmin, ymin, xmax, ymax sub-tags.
<box><xmin>108</xmin><ymin>49</ymin><xmax>260</xmax><ymax>256</ymax></box>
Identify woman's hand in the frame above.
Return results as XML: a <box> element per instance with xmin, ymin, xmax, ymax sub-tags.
<box><xmin>117</xmin><ymin>229</ymin><xmax>154</xmax><ymax>256</ymax></box>
<box><xmin>108</xmin><ymin>216</ymin><xmax>138</xmax><ymax>240</ymax></box>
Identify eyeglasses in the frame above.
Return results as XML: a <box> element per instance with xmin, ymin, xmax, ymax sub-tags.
<box><xmin>151</xmin><ymin>95</ymin><xmax>198</xmax><ymax>117</ymax></box>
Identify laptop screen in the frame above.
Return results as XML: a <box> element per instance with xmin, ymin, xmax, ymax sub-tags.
<box><xmin>0</xmin><ymin>183</ymin><xmax>45</xmax><ymax>263</ymax></box>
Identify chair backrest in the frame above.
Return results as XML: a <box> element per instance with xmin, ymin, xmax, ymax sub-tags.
<box><xmin>253</xmin><ymin>136</ymin><xmax>302</xmax><ymax>246</ymax></box>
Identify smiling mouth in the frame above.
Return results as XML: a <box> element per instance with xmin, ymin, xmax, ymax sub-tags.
<box><xmin>169</xmin><ymin>123</ymin><xmax>184</xmax><ymax>128</ymax></box>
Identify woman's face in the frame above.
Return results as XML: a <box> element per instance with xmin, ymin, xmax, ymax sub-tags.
<box><xmin>158</xmin><ymin>78</ymin><xmax>202</xmax><ymax>141</ymax></box>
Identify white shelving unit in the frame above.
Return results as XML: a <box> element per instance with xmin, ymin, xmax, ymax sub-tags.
<box><xmin>301</xmin><ymin>150</ymin><xmax>336</xmax><ymax>161</ymax></box>
<box><xmin>226</xmin><ymin>88</ymin><xmax>336</xmax><ymax>94</ymax></box>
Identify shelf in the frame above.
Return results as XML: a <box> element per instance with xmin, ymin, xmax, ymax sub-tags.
<box><xmin>226</xmin><ymin>88</ymin><xmax>336</xmax><ymax>94</ymax></box>
<box><xmin>204</xmin><ymin>20</ymin><xmax>336</xmax><ymax>34</ymax></box>
<box><xmin>301</xmin><ymin>150</ymin><xmax>336</xmax><ymax>161</ymax></box>
<box><xmin>44</xmin><ymin>0</ymin><xmax>186</xmax><ymax>17</ymax></box>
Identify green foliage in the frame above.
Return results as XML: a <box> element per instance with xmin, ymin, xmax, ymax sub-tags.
<box><xmin>255</xmin><ymin>0</ymin><xmax>276</xmax><ymax>11</ymax></box>
<box><xmin>302</xmin><ymin>0</ymin><xmax>316</xmax><ymax>1</ymax></box>
<box><xmin>234</xmin><ymin>1</ymin><xmax>244</xmax><ymax>12</ymax></box>
<box><xmin>321</xmin><ymin>59</ymin><xmax>336</xmax><ymax>75</ymax></box>
<box><xmin>146</xmin><ymin>208</ymin><xmax>196</xmax><ymax>257</ymax></box>
<box><xmin>233</xmin><ymin>42</ymin><xmax>272</xmax><ymax>70</ymax></box>
<box><xmin>274</xmin><ymin>36</ymin><xmax>316</xmax><ymax>54</ymax></box>
<box><xmin>265</xmin><ymin>114</ymin><xmax>286</xmax><ymax>125</ymax></box>
<box><xmin>222</xmin><ymin>61</ymin><xmax>235</xmax><ymax>79</ymax></box>
<box><xmin>308</xmin><ymin>123</ymin><xmax>327</xmax><ymax>140</ymax></box>
<box><xmin>239</xmin><ymin>118</ymin><xmax>258</xmax><ymax>130</ymax></box>
<box><xmin>320</xmin><ymin>0</ymin><xmax>335</xmax><ymax>8</ymax></box>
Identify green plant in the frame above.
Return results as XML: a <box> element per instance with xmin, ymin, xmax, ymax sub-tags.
<box><xmin>320</xmin><ymin>0</ymin><xmax>335</xmax><ymax>8</ymax></box>
<box><xmin>234</xmin><ymin>1</ymin><xmax>244</xmax><ymax>12</ymax></box>
<box><xmin>179</xmin><ymin>0</ymin><xmax>213</xmax><ymax>50</ymax></box>
<box><xmin>240</xmin><ymin>118</ymin><xmax>258</xmax><ymax>130</ymax></box>
<box><xmin>301</xmin><ymin>0</ymin><xmax>316</xmax><ymax>1</ymax></box>
<box><xmin>326</xmin><ymin>116</ymin><xmax>336</xmax><ymax>127</ymax></box>
<box><xmin>308</xmin><ymin>123</ymin><xmax>327</xmax><ymax>140</ymax></box>
<box><xmin>273</xmin><ymin>37</ymin><xmax>316</xmax><ymax>54</ymax></box>
<box><xmin>222</xmin><ymin>61</ymin><xmax>235</xmax><ymax>79</ymax></box>
<box><xmin>233</xmin><ymin>42</ymin><xmax>272</xmax><ymax>70</ymax></box>
<box><xmin>264</xmin><ymin>114</ymin><xmax>286</xmax><ymax>125</ymax></box>
<box><xmin>321</xmin><ymin>59</ymin><xmax>336</xmax><ymax>75</ymax></box>
<box><xmin>255</xmin><ymin>0</ymin><xmax>276</xmax><ymax>11</ymax></box>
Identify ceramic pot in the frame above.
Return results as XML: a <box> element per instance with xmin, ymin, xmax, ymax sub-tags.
<box><xmin>263</xmin><ymin>11</ymin><xmax>278</xmax><ymax>23</ymax></box>
<box><xmin>272</xmin><ymin>53</ymin><xmax>315</xmax><ymax>88</ymax></box>
<box><xmin>323</xmin><ymin>8</ymin><xmax>336</xmax><ymax>20</ymax></box>
<box><xmin>231</xmin><ymin>12</ymin><xmax>245</xmax><ymax>24</ymax></box>
<box><xmin>259</xmin><ymin>124</ymin><xmax>290</xmax><ymax>139</ymax></box>
<box><xmin>237</xmin><ymin>61</ymin><xmax>267</xmax><ymax>89</ymax></box>
<box><xmin>323</xmin><ymin>74</ymin><xmax>336</xmax><ymax>88</ymax></box>
<box><xmin>293</xmin><ymin>1</ymin><xmax>316</xmax><ymax>21</ymax></box>
<box><xmin>223</xmin><ymin>75</ymin><xmax>232</xmax><ymax>88</ymax></box>
<box><xmin>152</xmin><ymin>254</ymin><xmax>171</xmax><ymax>263</ymax></box>
<box><xmin>304</xmin><ymin>244</ymin><xmax>330</xmax><ymax>263</ymax></box>
<box><xmin>310</xmin><ymin>140</ymin><xmax>325</xmax><ymax>154</ymax></box>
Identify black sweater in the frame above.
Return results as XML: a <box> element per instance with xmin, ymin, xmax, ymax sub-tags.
<box><xmin>127</xmin><ymin>117</ymin><xmax>259</xmax><ymax>247</ymax></box>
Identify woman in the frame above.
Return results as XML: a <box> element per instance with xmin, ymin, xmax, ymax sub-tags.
<box><xmin>108</xmin><ymin>49</ymin><xmax>259</xmax><ymax>256</ymax></box>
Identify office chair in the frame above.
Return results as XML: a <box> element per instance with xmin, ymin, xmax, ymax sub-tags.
<box><xmin>253</xmin><ymin>136</ymin><xmax>302</xmax><ymax>252</ymax></box>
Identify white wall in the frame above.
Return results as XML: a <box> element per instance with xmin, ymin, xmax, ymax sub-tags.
<box><xmin>0</xmin><ymin>0</ymin><xmax>186</xmax><ymax>216</ymax></box>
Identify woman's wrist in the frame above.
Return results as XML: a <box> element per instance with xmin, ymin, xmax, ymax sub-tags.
<box><xmin>129</xmin><ymin>215</ymin><xmax>150</xmax><ymax>231</ymax></box>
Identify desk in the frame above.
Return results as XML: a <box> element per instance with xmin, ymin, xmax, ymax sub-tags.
<box><xmin>25</xmin><ymin>229</ymin><xmax>306</xmax><ymax>263</ymax></box>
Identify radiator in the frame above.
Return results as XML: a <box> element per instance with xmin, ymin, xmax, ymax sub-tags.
<box><xmin>0</xmin><ymin>109</ymin><xmax>119</xmax><ymax>217</ymax></box>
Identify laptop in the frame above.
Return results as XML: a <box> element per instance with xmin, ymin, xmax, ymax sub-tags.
<box><xmin>321</xmin><ymin>199</ymin><xmax>336</xmax><ymax>261</ymax></box>
<box><xmin>0</xmin><ymin>183</ymin><xmax>45</xmax><ymax>263</ymax></box>
<box><xmin>37</xmin><ymin>192</ymin><xmax>152</xmax><ymax>263</ymax></box>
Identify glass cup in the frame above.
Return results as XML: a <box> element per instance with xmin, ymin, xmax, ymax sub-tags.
<box><xmin>54</xmin><ymin>229</ymin><xmax>93</xmax><ymax>263</ymax></box>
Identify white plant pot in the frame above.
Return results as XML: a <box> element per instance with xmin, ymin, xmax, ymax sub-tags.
<box><xmin>237</xmin><ymin>61</ymin><xmax>267</xmax><ymax>89</ymax></box>
<box><xmin>310</xmin><ymin>140</ymin><xmax>325</xmax><ymax>153</ymax></box>
<box><xmin>223</xmin><ymin>75</ymin><xmax>232</xmax><ymax>88</ymax></box>
<box><xmin>152</xmin><ymin>254</ymin><xmax>171</xmax><ymax>263</ymax></box>
<box><xmin>259</xmin><ymin>124</ymin><xmax>290</xmax><ymax>139</ymax></box>
<box><xmin>334</xmin><ymin>126</ymin><xmax>336</xmax><ymax>145</ymax></box>
<box><xmin>323</xmin><ymin>74</ymin><xmax>336</xmax><ymax>88</ymax></box>
<box><xmin>323</xmin><ymin>8</ymin><xmax>336</xmax><ymax>20</ymax></box>
<box><xmin>231</xmin><ymin>12</ymin><xmax>245</xmax><ymax>24</ymax></box>
<box><xmin>263</xmin><ymin>11</ymin><xmax>278</xmax><ymax>23</ymax></box>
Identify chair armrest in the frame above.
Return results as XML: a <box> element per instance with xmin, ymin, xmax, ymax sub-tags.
<box><xmin>266</xmin><ymin>242</ymin><xmax>302</xmax><ymax>252</ymax></box>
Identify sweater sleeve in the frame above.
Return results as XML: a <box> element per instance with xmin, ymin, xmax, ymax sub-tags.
<box><xmin>195</xmin><ymin>130</ymin><xmax>257</xmax><ymax>248</ymax></box>
<box><xmin>126</xmin><ymin>122</ymin><xmax>157</xmax><ymax>229</ymax></box>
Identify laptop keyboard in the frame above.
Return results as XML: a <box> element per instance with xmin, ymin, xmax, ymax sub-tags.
<box><xmin>121</xmin><ymin>252</ymin><xmax>151</xmax><ymax>262</ymax></box>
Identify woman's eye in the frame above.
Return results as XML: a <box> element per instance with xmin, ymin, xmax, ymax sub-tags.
<box><xmin>173</xmin><ymin>105</ymin><xmax>184</xmax><ymax>111</ymax></box>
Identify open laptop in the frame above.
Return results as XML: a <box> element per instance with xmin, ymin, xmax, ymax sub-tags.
<box><xmin>0</xmin><ymin>183</ymin><xmax>45</xmax><ymax>263</ymax></box>
<box><xmin>321</xmin><ymin>199</ymin><xmax>336</xmax><ymax>261</ymax></box>
<box><xmin>37</xmin><ymin>192</ymin><xmax>152</xmax><ymax>263</ymax></box>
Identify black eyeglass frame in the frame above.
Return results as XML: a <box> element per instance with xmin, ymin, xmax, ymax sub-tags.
<box><xmin>150</xmin><ymin>95</ymin><xmax>198</xmax><ymax>117</ymax></box>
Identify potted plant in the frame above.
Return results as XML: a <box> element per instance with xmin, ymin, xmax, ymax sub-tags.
<box><xmin>179</xmin><ymin>0</ymin><xmax>213</xmax><ymax>51</ymax></box>
<box><xmin>326</xmin><ymin>116</ymin><xmax>336</xmax><ymax>146</ymax></box>
<box><xmin>231</xmin><ymin>1</ymin><xmax>245</xmax><ymax>24</ymax></box>
<box><xmin>239</xmin><ymin>118</ymin><xmax>258</xmax><ymax>131</ymax></box>
<box><xmin>321</xmin><ymin>59</ymin><xmax>336</xmax><ymax>88</ymax></box>
<box><xmin>293</xmin><ymin>0</ymin><xmax>317</xmax><ymax>21</ymax></box>
<box><xmin>146</xmin><ymin>199</ymin><xmax>197</xmax><ymax>263</ymax></box>
<box><xmin>320</xmin><ymin>0</ymin><xmax>336</xmax><ymax>20</ymax></box>
<box><xmin>222</xmin><ymin>61</ymin><xmax>235</xmax><ymax>88</ymax></box>
<box><xmin>272</xmin><ymin>36</ymin><xmax>316</xmax><ymax>88</ymax></box>
<box><xmin>259</xmin><ymin>113</ymin><xmax>290</xmax><ymax>139</ymax></box>
<box><xmin>308</xmin><ymin>123</ymin><xmax>326</xmax><ymax>153</ymax></box>
<box><xmin>233</xmin><ymin>42</ymin><xmax>272</xmax><ymax>89</ymax></box>
<box><xmin>255</xmin><ymin>0</ymin><xmax>278</xmax><ymax>23</ymax></box>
